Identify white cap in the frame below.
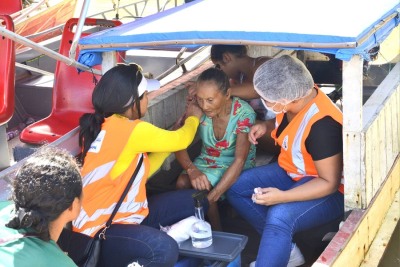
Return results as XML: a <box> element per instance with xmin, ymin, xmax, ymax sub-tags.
<box><xmin>138</xmin><ymin>77</ymin><xmax>161</xmax><ymax>97</ymax></box>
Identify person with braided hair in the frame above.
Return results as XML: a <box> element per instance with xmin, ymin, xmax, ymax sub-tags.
<box><xmin>0</xmin><ymin>147</ymin><xmax>82</xmax><ymax>267</ymax></box>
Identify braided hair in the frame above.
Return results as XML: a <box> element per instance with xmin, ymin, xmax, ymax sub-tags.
<box><xmin>6</xmin><ymin>147</ymin><xmax>82</xmax><ymax>241</ymax></box>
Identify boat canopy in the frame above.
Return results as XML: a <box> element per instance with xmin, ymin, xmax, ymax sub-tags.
<box><xmin>77</xmin><ymin>0</ymin><xmax>400</xmax><ymax>65</ymax></box>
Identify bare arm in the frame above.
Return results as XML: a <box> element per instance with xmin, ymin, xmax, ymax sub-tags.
<box><xmin>175</xmin><ymin>149</ymin><xmax>192</xmax><ymax>171</ymax></box>
<box><xmin>208</xmin><ymin>132</ymin><xmax>251</xmax><ymax>202</ymax></box>
<box><xmin>230</xmin><ymin>81</ymin><xmax>260</xmax><ymax>100</ymax></box>
<box><xmin>254</xmin><ymin>153</ymin><xmax>343</xmax><ymax>205</ymax></box>
<box><xmin>175</xmin><ymin>149</ymin><xmax>211</xmax><ymax>191</ymax></box>
<box><xmin>248</xmin><ymin>118</ymin><xmax>275</xmax><ymax>145</ymax></box>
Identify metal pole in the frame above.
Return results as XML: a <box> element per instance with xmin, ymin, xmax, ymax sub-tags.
<box><xmin>12</xmin><ymin>0</ymin><xmax>47</xmax><ymax>22</ymax></box>
<box><xmin>69</xmin><ymin>0</ymin><xmax>92</xmax><ymax>60</ymax></box>
<box><xmin>15</xmin><ymin>62</ymin><xmax>54</xmax><ymax>76</ymax></box>
<box><xmin>0</xmin><ymin>27</ymin><xmax>101</xmax><ymax>75</ymax></box>
<box><xmin>0</xmin><ymin>125</ymin><xmax>11</xmax><ymax>170</ymax></box>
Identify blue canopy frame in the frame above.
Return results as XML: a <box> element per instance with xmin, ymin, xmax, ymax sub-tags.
<box><xmin>77</xmin><ymin>0</ymin><xmax>400</xmax><ymax>67</ymax></box>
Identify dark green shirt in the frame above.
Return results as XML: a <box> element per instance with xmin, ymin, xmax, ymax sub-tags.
<box><xmin>0</xmin><ymin>201</ymin><xmax>77</xmax><ymax>267</ymax></box>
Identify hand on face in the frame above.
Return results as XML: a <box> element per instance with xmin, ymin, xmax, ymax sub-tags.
<box><xmin>184</xmin><ymin>81</ymin><xmax>197</xmax><ymax>101</ymax></box>
<box><xmin>186</xmin><ymin>100</ymin><xmax>203</xmax><ymax>119</ymax></box>
<box><xmin>248</xmin><ymin>122</ymin><xmax>267</xmax><ymax>144</ymax></box>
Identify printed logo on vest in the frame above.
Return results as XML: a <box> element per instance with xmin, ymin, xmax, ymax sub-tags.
<box><xmin>88</xmin><ymin>130</ymin><xmax>106</xmax><ymax>153</ymax></box>
<box><xmin>282</xmin><ymin>135</ymin><xmax>289</xmax><ymax>151</ymax></box>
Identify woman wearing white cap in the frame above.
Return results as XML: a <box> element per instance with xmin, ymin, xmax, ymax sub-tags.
<box><xmin>227</xmin><ymin>55</ymin><xmax>344</xmax><ymax>267</ymax></box>
<box><xmin>74</xmin><ymin>64</ymin><xmax>207</xmax><ymax>267</ymax></box>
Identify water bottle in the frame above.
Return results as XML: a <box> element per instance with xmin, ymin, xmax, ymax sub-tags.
<box><xmin>190</xmin><ymin>190</ymin><xmax>212</xmax><ymax>248</ymax></box>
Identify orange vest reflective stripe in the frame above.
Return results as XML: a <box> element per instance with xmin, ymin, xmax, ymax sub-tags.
<box><xmin>73</xmin><ymin>115</ymin><xmax>150</xmax><ymax>236</ymax></box>
<box><xmin>271</xmin><ymin>88</ymin><xmax>344</xmax><ymax>193</ymax></box>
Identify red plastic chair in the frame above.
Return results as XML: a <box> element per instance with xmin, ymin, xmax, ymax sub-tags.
<box><xmin>0</xmin><ymin>15</ymin><xmax>15</xmax><ymax>126</ymax></box>
<box><xmin>20</xmin><ymin>18</ymin><xmax>122</xmax><ymax>144</ymax></box>
<box><xmin>0</xmin><ymin>0</ymin><xmax>22</xmax><ymax>16</ymax></box>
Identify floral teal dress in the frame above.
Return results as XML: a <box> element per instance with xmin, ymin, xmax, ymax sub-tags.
<box><xmin>194</xmin><ymin>97</ymin><xmax>256</xmax><ymax>186</ymax></box>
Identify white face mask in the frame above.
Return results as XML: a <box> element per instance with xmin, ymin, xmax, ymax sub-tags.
<box><xmin>261</xmin><ymin>99</ymin><xmax>286</xmax><ymax>114</ymax></box>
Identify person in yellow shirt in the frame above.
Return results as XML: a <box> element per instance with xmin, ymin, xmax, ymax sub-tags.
<box><xmin>74</xmin><ymin>64</ymin><xmax>206</xmax><ymax>267</ymax></box>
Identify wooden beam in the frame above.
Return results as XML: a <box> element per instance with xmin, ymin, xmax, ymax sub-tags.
<box><xmin>101</xmin><ymin>51</ymin><xmax>117</xmax><ymax>74</ymax></box>
<box><xmin>361</xmin><ymin>191</ymin><xmax>399</xmax><ymax>267</ymax></box>
<box><xmin>314</xmin><ymin>157</ymin><xmax>400</xmax><ymax>267</ymax></box>
<box><xmin>343</xmin><ymin>55</ymin><xmax>364</xmax><ymax>210</ymax></box>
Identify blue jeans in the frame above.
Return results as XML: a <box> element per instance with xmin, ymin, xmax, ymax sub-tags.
<box><xmin>226</xmin><ymin>162</ymin><xmax>344</xmax><ymax>267</ymax></box>
<box><xmin>100</xmin><ymin>189</ymin><xmax>208</xmax><ymax>267</ymax></box>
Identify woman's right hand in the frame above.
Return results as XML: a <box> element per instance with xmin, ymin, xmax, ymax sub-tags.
<box><xmin>186</xmin><ymin>101</ymin><xmax>203</xmax><ymax>120</ymax></box>
<box><xmin>185</xmin><ymin>81</ymin><xmax>197</xmax><ymax>101</ymax></box>
<box><xmin>249</xmin><ymin>122</ymin><xmax>267</xmax><ymax>144</ymax></box>
<box><xmin>187</xmin><ymin>167</ymin><xmax>211</xmax><ymax>191</ymax></box>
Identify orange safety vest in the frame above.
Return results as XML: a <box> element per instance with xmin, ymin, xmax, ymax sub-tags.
<box><xmin>73</xmin><ymin>115</ymin><xmax>150</xmax><ymax>237</ymax></box>
<box><xmin>271</xmin><ymin>88</ymin><xmax>344</xmax><ymax>193</ymax></box>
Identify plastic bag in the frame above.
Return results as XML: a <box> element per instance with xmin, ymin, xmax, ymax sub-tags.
<box><xmin>160</xmin><ymin>216</ymin><xmax>200</xmax><ymax>243</ymax></box>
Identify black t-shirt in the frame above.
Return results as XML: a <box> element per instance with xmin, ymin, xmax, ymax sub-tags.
<box><xmin>276</xmin><ymin>115</ymin><xmax>342</xmax><ymax>161</ymax></box>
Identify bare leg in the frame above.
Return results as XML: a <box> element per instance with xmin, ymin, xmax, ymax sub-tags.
<box><xmin>177</xmin><ymin>174</ymin><xmax>222</xmax><ymax>230</ymax></box>
<box><xmin>176</xmin><ymin>174</ymin><xmax>192</xmax><ymax>189</ymax></box>
<box><xmin>207</xmin><ymin>201</ymin><xmax>222</xmax><ymax>231</ymax></box>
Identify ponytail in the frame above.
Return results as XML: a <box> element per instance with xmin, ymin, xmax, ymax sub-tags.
<box><xmin>79</xmin><ymin>112</ymin><xmax>104</xmax><ymax>162</ymax></box>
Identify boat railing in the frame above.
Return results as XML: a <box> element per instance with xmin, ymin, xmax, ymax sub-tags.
<box><xmin>359</xmin><ymin>62</ymin><xmax>399</xmax><ymax>208</ymax></box>
<box><xmin>24</xmin><ymin>23</ymin><xmax>65</xmax><ymax>40</ymax></box>
<box><xmin>15</xmin><ymin>62</ymin><xmax>54</xmax><ymax>76</ymax></box>
<box><xmin>11</xmin><ymin>0</ymin><xmax>49</xmax><ymax>23</ymax></box>
<box><xmin>315</xmin><ymin>61</ymin><xmax>400</xmax><ymax>267</ymax></box>
<box><xmin>0</xmin><ymin>126</ymin><xmax>81</xmax><ymax>199</ymax></box>
<box><xmin>0</xmin><ymin>25</ymin><xmax>101</xmax><ymax>74</ymax></box>
<box><xmin>156</xmin><ymin>46</ymin><xmax>210</xmax><ymax>81</ymax></box>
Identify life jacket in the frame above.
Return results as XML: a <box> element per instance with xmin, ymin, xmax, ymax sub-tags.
<box><xmin>271</xmin><ymin>88</ymin><xmax>344</xmax><ymax>193</ymax></box>
<box><xmin>73</xmin><ymin>115</ymin><xmax>150</xmax><ymax>237</ymax></box>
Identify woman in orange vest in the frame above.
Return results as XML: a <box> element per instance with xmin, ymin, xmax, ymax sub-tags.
<box><xmin>73</xmin><ymin>64</ymin><xmax>206</xmax><ymax>267</ymax></box>
<box><xmin>227</xmin><ymin>55</ymin><xmax>344</xmax><ymax>267</ymax></box>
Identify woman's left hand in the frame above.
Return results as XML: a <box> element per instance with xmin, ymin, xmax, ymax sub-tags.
<box><xmin>252</xmin><ymin>187</ymin><xmax>285</xmax><ymax>206</ymax></box>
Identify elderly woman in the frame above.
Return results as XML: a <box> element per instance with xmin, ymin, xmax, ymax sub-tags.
<box><xmin>175</xmin><ymin>67</ymin><xmax>256</xmax><ymax>230</ymax></box>
<box><xmin>210</xmin><ymin>45</ymin><xmax>278</xmax><ymax>153</ymax></box>
<box><xmin>0</xmin><ymin>147</ymin><xmax>82</xmax><ymax>267</ymax></box>
<box><xmin>227</xmin><ymin>55</ymin><xmax>344</xmax><ymax>267</ymax></box>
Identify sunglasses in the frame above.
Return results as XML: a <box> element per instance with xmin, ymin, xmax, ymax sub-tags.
<box><xmin>117</xmin><ymin>62</ymin><xmax>145</xmax><ymax>117</ymax></box>
<box><xmin>116</xmin><ymin>62</ymin><xmax>143</xmax><ymax>72</ymax></box>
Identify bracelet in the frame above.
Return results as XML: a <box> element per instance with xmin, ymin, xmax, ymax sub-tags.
<box><xmin>185</xmin><ymin>161</ymin><xmax>194</xmax><ymax>170</ymax></box>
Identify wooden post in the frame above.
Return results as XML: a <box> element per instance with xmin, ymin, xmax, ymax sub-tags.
<box><xmin>102</xmin><ymin>51</ymin><xmax>117</xmax><ymax>74</ymax></box>
<box><xmin>342</xmin><ymin>55</ymin><xmax>365</xmax><ymax>210</ymax></box>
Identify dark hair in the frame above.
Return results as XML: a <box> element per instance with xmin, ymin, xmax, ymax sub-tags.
<box><xmin>197</xmin><ymin>68</ymin><xmax>230</xmax><ymax>95</ymax></box>
<box><xmin>6</xmin><ymin>147</ymin><xmax>82</xmax><ymax>241</ymax></box>
<box><xmin>79</xmin><ymin>64</ymin><xmax>143</xmax><ymax>161</ymax></box>
<box><xmin>210</xmin><ymin>45</ymin><xmax>248</xmax><ymax>62</ymax></box>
